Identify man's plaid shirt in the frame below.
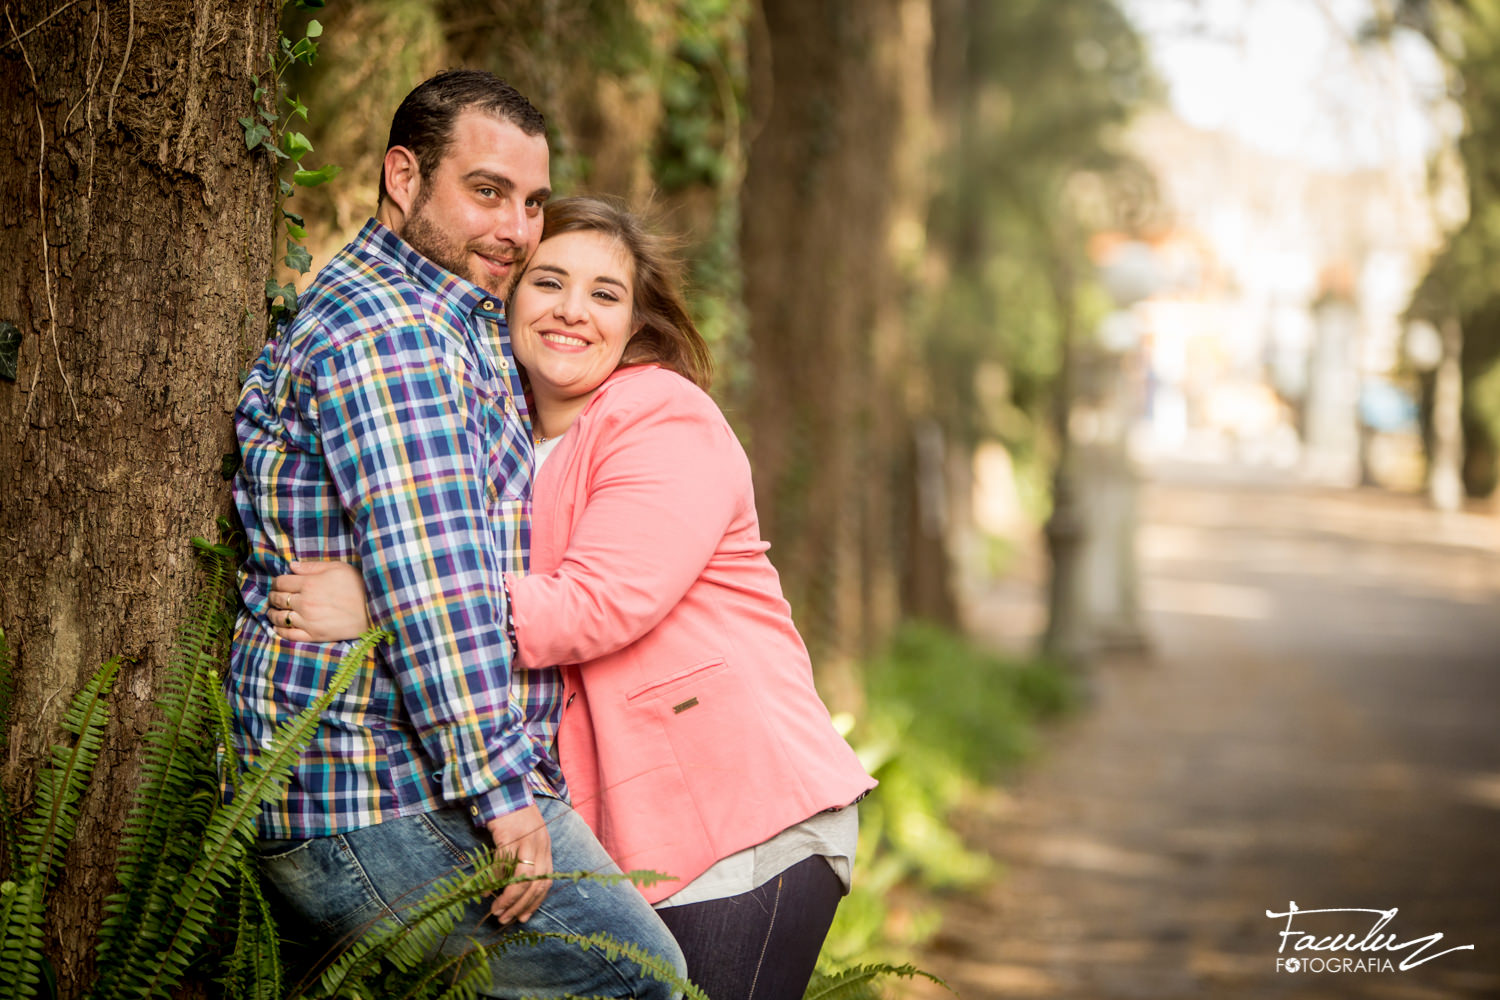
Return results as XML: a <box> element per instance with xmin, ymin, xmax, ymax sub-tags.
<box><xmin>227</xmin><ymin>219</ymin><xmax>563</xmax><ymax>840</ymax></box>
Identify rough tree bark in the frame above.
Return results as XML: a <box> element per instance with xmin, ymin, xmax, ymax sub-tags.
<box><xmin>741</xmin><ymin>0</ymin><xmax>941</xmax><ymax>708</ymax></box>
<box><xmin>0</xmin><ymin>0</ymin><xmax>276</xmax><ymax>989</ymax></box>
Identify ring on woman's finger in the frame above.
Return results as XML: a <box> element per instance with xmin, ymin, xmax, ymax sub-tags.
<box><xmin>517</xmin><ymin>859</ymin><xmax>535</xmax><ymax>866</ymax></box>
<box><xmin>286</xmin><ymin>610</ymin><xmax>296</xmax><ymax>628</ymax></box>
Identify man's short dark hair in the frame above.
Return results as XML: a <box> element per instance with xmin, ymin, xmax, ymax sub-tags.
<box><xmin>378</xmin><ymin>69</ymin><xmax>547</xmax><ymax>205</ymax></box>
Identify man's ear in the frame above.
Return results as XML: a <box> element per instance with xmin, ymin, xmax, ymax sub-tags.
<box><xmin>382</xmin><ymin>146</ymin><xmax>422</xmax><ymax>220</ymax></box>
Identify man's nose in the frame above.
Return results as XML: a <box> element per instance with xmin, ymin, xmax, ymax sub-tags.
<box><xmin>493</xmin><ymin>198</ymin><xmax>529</xmax><ymax>245</ymax></box>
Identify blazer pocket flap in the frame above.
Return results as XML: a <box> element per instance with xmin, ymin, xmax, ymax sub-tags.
<box><xmin>625</xmin><ymin>658</ymin><xmax>727</xmax><ymax>702</ymax></box>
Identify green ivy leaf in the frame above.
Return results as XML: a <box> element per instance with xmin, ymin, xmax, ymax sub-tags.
<box><xmin>279</xmin><ymin>179</ymin><xmax>294</xmax><ymax>197</ymax></box>
<box><xmin>282</xmin><ymin>210</ymin><xmax>305</xmax><ymax>227</ymax></box>
<box><xmin>284</xmin><ymin>244</ymin><xmax>313</xmax><ymax>274</ymax></box>
<box><xmin>259</xmin><ymin>108</ymin><xmax>279</xmax><ymax>124</ymax></box>
<box><xmin>283</xmin><ymin>131</ymin><xmax>313</xmax><ymax>162</ymax></box>
<box><xmin>306</xmin><ymin>20</ymin><xmax>323</xmax><ymax>38</ymax></box>
<box><xmin>294</xmin><ymin>0</ymin><xmax>326</xmax><ymax>8</ymax></box>
<box><xmin>238</xmin><ymin>117</ymin><xmax>271</xmax><ymax>150</ymax></box>
<box><xmin>288</xmin><ymin>95</ymin><xmax>309</xmax><ymax>121</ymax></box>
<box><xmin>264</xmin><ymin>278</ymin><xmax>295</xmax><ymax>304</ymax></box>
<box><xmin>285</xmin><ymin>222</ymin><xmax>307</xmax><ymax>240</ymax></box>
<box><xmin>0</xmin><ymin>321</ymin><xmax>20</xmax><ymax>382</ymax></box>
<box><xmin>293</xmin><ymin>163</ymin><xmax>341</xmax><ymax>187</ymax></box>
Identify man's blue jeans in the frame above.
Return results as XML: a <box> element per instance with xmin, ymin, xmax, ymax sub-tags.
<box><xmin>254</xmin><ymin>795</ymin><xmax>687</xmax><ymax>999</ymax></box>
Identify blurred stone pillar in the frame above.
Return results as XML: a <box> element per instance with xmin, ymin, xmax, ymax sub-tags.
<box><xmin>1430</xmin><ymin>319</ymin><xmax>1465</xmax><ymax>512</ymax></box>
<box><xmin>1304</xmin><ymin>293</ymin><xmax>1362</xmax><ymax>484</ymax></box>
<box><xmin>1413</xmin><ymin>318</ymin><xmax>1465</xmax><ymax>512</ymax></box>
<box><xmin>1045</xmin><ymin>240</ymin><xmax>1156</xmax><ymax>666</ymax></box>
<box><xmin>1075</xmin><ymin>319</ymin><xmax>1150</xmax><ymax>656</ymax></box>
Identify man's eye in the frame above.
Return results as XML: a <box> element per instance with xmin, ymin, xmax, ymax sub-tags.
<box><xmin>478</xmin><ymin>187</ymin><xmax>497</xmax><ymax>198</ymax></box>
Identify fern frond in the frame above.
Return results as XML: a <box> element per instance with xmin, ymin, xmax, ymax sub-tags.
<box><xmin>296</xmin><ymin>845</ymin><xmax>510</xmax><ymax>998</ymax></box>
<box><xmin>0</xmin><ymin>870</ymin><xmax>47</xmax><ymax>999</ymax></box>
<box><xmin>96</xmin><ymin>629</ymin><xmax>384</xmax><ymax>995</ymax></box>
<box><xmin>16</xmin><ymin>656</ymin><xmax>121</xmax><ymax>892</ymax></box>
<box><xmin>221</xmin><ymin>854</ymin><xmax>283</xmax><ymax>1000</ymax></box>
<box><xmin>94</xmin><ymin>627</ymin><xmax>385</xmax><ymax>1000</ymax></box>
<box><xmin>495</xmin><ymin>929</ymin><xmax>709</xmax><ymax>1000</ymax></box>
<box><xmin>296</xmin><ymin>864</ymin><xmax>679</xmax><ymax>1000</ymax></box>
<box><xmin>91</xmin><ymin>546</ymin><xmax>241</xmax><ymax>998</ymax></box>
<box><xmin>804</xmin><ymin>963</ymin><xmax>951</xmax><ymax>1000</ymax></box>
<box><xmin>110</xmin><ymin>543</ymin><xmax>236</xmax><ymax>900</ymax></box>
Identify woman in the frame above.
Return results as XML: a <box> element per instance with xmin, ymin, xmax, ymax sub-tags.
<box><xmin>269</xmin><ymin>197</ymin><xmax>875</xmax><ymax>998</ymax></box>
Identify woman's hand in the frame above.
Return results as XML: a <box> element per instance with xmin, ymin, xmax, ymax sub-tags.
<box><xmin>269</xmin><ymin>561</ymin><xmax>371</xmax><ymax>642</ymax></box>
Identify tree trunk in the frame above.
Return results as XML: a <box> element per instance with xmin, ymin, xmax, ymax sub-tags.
<box><xmin>741</xmin><ymin>0</ymin><xmax>935</xmax><ymax>708</ymax></box>
<box><xmin>0</xmin><ymin>1</ymin><xmax>276</xmax><ymax>989</ymax></box>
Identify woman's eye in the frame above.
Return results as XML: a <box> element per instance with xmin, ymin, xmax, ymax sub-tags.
<box><xmin>593</xmin><ymin>290</ymin><xmax>620</xmax><ymax>302</ymax></box>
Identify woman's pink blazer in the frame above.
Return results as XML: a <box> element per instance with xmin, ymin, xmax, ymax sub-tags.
<box><xmin>507</xmin><ymin>365</ymin><xmax>875</xmax><ymax>903</ymax></box>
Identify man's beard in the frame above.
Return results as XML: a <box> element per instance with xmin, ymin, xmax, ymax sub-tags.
<box><xmin>402</xmin><ymin>194</ymin><xmax>524</xmax><ymax>298</ymax></box>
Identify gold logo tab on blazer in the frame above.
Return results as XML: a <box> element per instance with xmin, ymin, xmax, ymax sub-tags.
<box><xmin>672</xmin><ymin>697</ymin><xmax>699</xmax><ymax>714</ymax></box>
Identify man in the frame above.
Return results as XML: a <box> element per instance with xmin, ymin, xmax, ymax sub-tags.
<box><xmin>227</xmin><ymin>70</ymin><xmax>685</xmax><ymax>997</ymax></box>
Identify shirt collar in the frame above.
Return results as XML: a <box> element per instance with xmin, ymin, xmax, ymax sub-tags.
<box><xmin>355</xmin><ymin>218</ymin><xmax>504</xmax><ymax>319</ymax></box>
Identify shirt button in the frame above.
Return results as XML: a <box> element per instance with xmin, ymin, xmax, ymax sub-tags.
<box><xmin>470</xmin><ymin>805</ymin><xmax>480</xmax><ymax>816</ymax></box>
<box><xmin>499</xmin><ymin>357</ymin><xmax>510</xmax><ymax>370</ymax></box>
<box><xmin>481</xmin><ymin>299</ymin><xmax>496</xmax><ymax>311</ymax></box>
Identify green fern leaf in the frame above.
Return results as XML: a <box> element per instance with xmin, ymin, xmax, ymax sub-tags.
<box><xmin>99</xmin><ymin>627</ymin><xmax>385</xmax><ymax>1000</ymax></box>
<box><xmin>804</xmin><ymin>963</ymin><xmax>951</xmax><ymax>1000</ymax></box>
<box><xmin>105</xmin><ymin>545</ymin><xmax>236</xmax><ymax>942</ymax></box>
<box><xmin>222</xmin><ymin>855</ymin><xmax>283</xmax><ymax>1000</ymax></box>
<box><xmin>296</xmin><ymin>846</ymin><xmax>510</xmax><ymax>998</ymax></box>
<box><xmin>0</xmin><ymin>872</ymin><xmax>47</xmax><ymax>999</ymax></box>
<box><xmin>16</xmin><ymin>657</ymin><xmax>121</xmax><ymax>891</ymax></box>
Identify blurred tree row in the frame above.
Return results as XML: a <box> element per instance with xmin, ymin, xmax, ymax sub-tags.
<box><xmin>1398</xmin><ymin>0</ymin><xmax>1500</xmax><ymax>497</ymax></box>
<box><xmin>0</xmin><ymin>0</ymin><xmax>1147</xmax><ymax>986</ymax></box>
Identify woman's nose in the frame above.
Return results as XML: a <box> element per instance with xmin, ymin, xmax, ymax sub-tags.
<box><xmin>554</xmin><ymin>292</ymin><xmax>587</xmax><ymax>322</ymax></box>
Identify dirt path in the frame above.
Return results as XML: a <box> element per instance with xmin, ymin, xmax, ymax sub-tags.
<box><xmin>910</xmin><ymin>465</ymin><xmax>1500</xmax><ymax>999</ymax></box>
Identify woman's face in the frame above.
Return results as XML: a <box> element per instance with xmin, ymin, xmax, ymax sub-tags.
<box><xmin>509</xmin><ymin>230</ymin><xmax>637</xmax><ymax>404</ymax></box>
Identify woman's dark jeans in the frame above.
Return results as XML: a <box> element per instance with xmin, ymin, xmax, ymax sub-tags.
<box><xmin>655</xmin><ymin>855</ymin><xmax>846</xmax><ymax>1000</ymax></box>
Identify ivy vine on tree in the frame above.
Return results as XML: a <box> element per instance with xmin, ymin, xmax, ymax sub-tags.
<box><xmin>240</xmin><ymin>0</ymin><xmax>341</xmax><ymax>332</ymax></box>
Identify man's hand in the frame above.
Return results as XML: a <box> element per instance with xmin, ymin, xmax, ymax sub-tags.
<box><xmin>270</xmin><ymin>560</ymin><xmax>371</xmax><ymax>642</ymax></box>
<box><xmin>485</xmin><ymin>803</ymin><xmax>553</xmax><ymax>925</ymax></box>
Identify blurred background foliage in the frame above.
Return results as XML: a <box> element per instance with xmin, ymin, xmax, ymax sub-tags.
<box><xmin>1397</xmin><ymin>0</ymin><xmax>1500</xmax><ymax>497</ymax></box>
